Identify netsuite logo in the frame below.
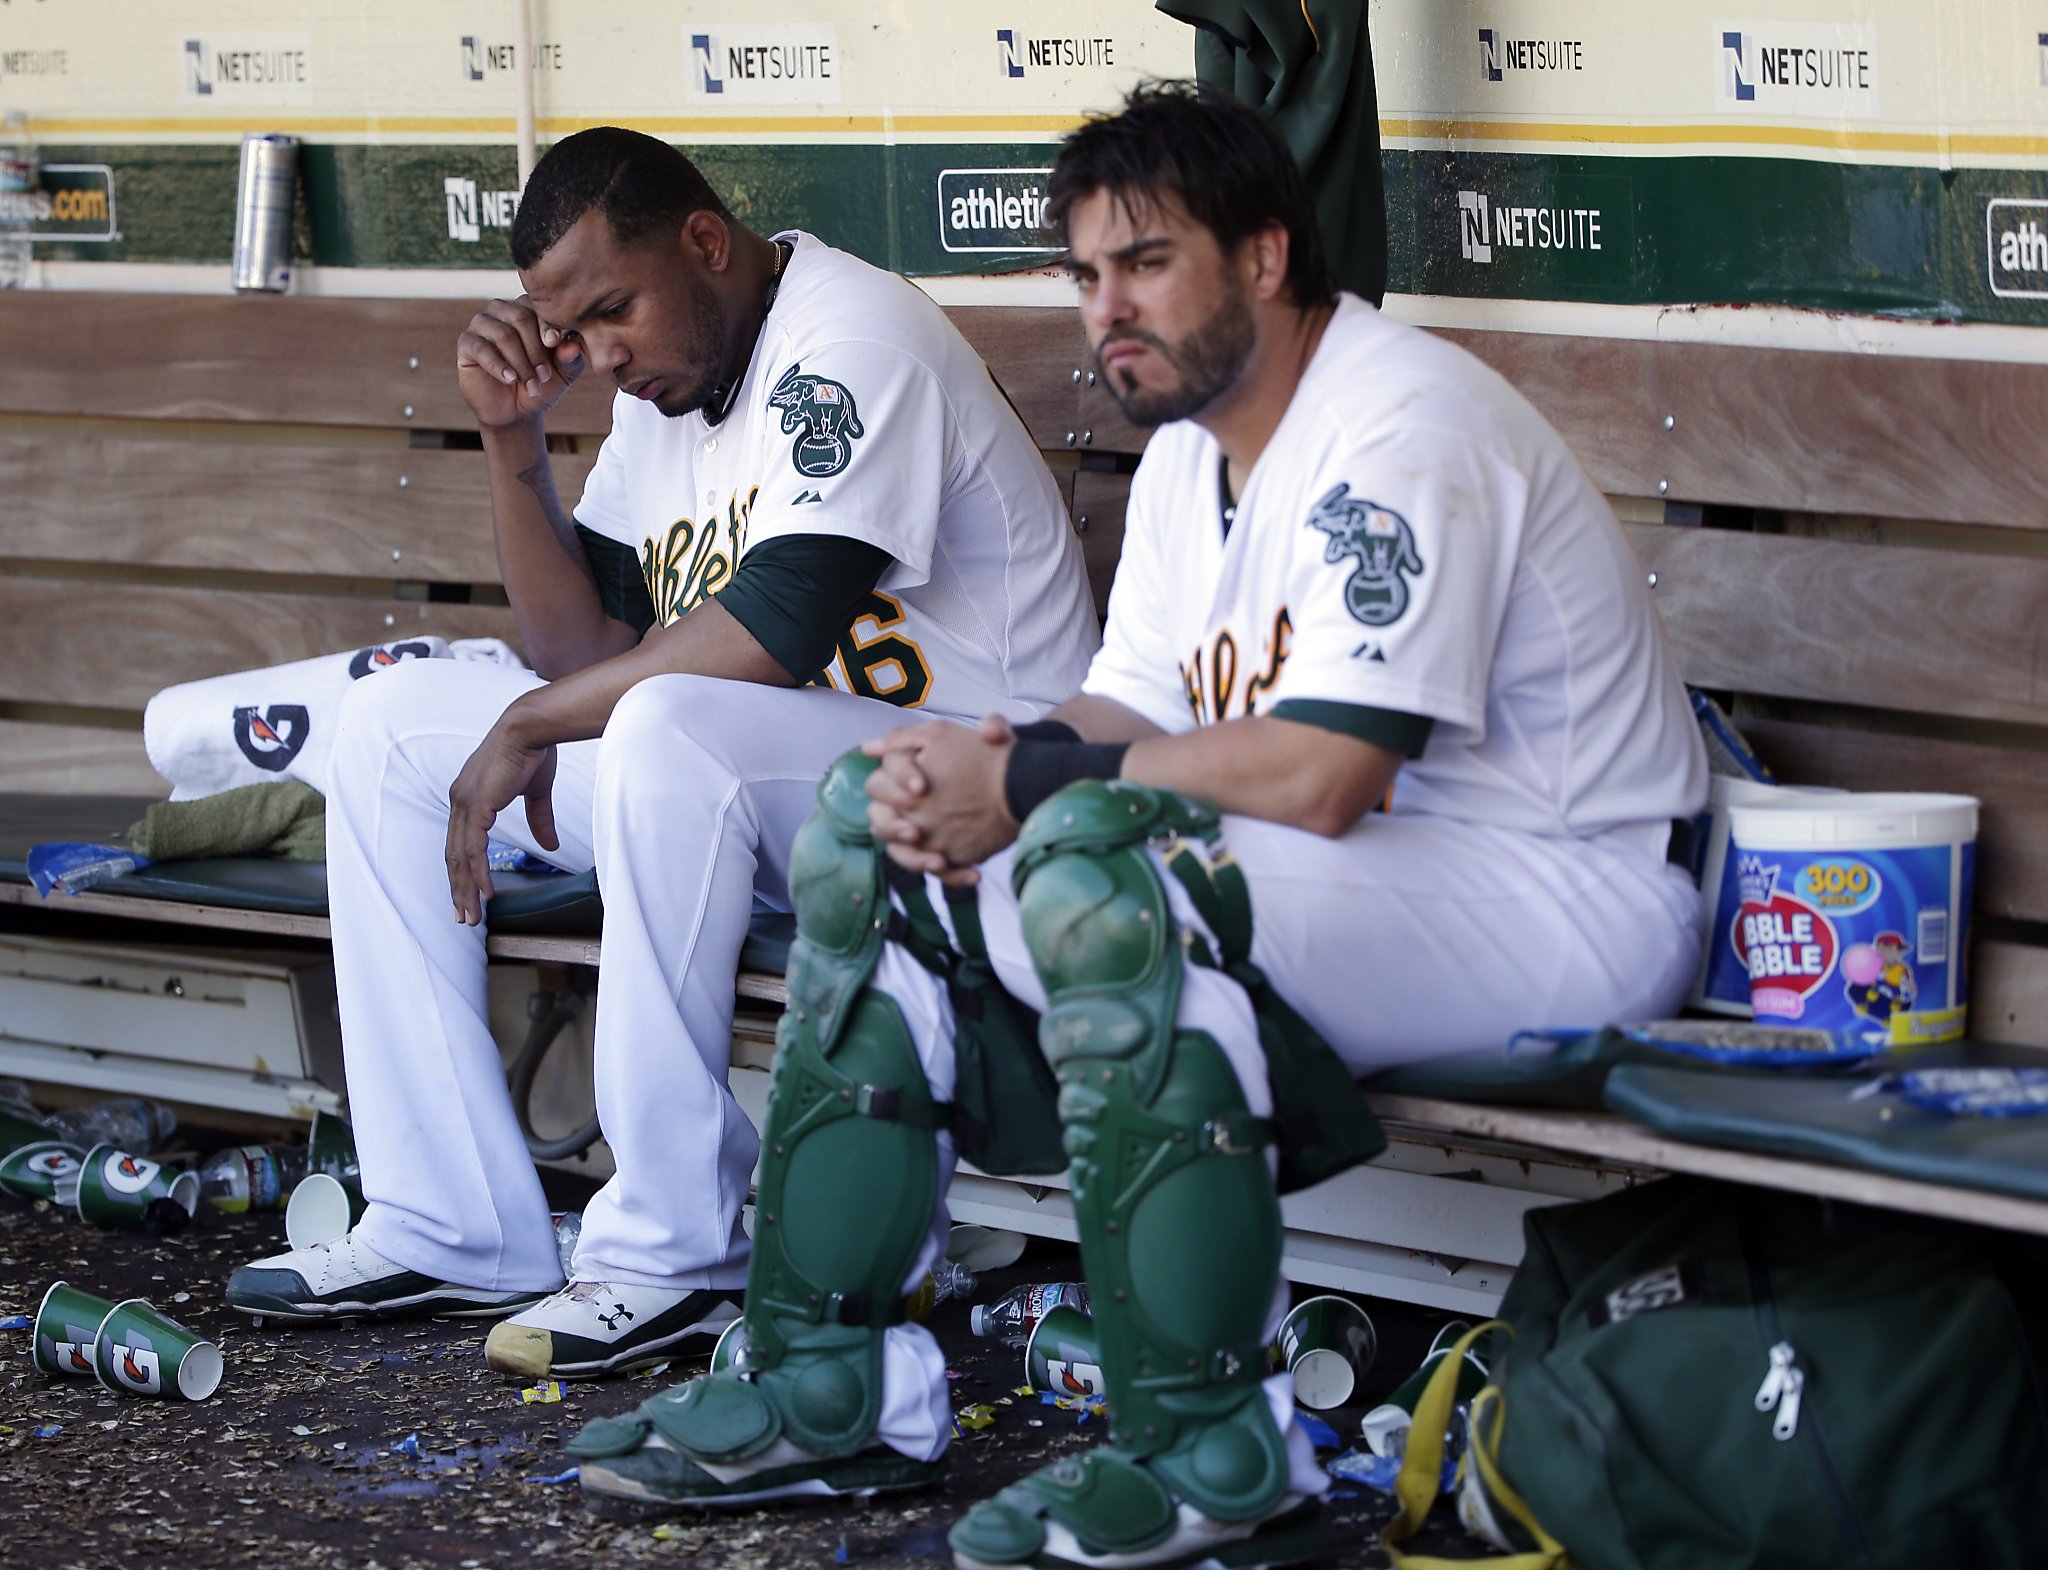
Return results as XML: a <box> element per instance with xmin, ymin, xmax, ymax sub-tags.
<box><xmin>445</xmin><ymin>176</ymin><xmax>519</xmax><ymax>244</ymax></box>
<box><xmin>1457</xmin><ymin>190</ymin><xmax>1605</xmax><ymax>264</ymax></box>
<box><xmin>1717</xmin><ymin>23</ymin><xmax>1878</xmax><ymax>116</ymax></box>
<box><xmin>994</xmin><ymin>28</ymin><xmax>1114</xmax><ymax>77</ymax></box>
<box><xmin>1478</xmin><ymin>28</ymin><xmax>1583</xmax><ymax>83</ymax></box>
<box><xmin>1988</xmin><ymin>198</ymin><xmax>2048</xmax><ymax>300</ymax></box>
<box><xmin>180</xmin><ymin>33</ymin><xmax>312</xmax><ymax>101</ymax></box>
<box><xmin>692</xmin><ymin>32</ymin><xmax>723</xmax><ymax>94</ymax></box>
<box><xmin>688</xmin><ymin>25</ymin><xmax>838</xmax><ymax>103</ymax></box>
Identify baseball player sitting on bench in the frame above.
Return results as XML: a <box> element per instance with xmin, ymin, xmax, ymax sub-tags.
<box><xmin>224</xmin><ymin>128</ymin><xmax>1100</xmax><ymax>1382</ymax></box>
<box><xmin>560</xmin><ymin>86</ymin><xmax>1708</xmax><ymax>1569</ymax></box>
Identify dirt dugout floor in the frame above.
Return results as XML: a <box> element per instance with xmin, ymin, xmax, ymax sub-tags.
<box><xmin>1</xmin><ymin>1167</ymin><xmax>1482</xmax><ymax>1569</ymax></box>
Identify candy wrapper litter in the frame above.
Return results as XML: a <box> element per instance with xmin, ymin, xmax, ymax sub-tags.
<box><xmin>27</xmin><ymin>843</ymin><xmax>153</xmax><ymax>897</ymax></box>
<box><xmin>1852</xmin><ymin>1067</ymin><xmax>2048</xmax><ymax>1118</ymax></box>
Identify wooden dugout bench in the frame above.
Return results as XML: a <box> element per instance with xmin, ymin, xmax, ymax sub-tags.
<box><xmin>0</xmin><ymin>289</ymin><xmax>2045</xmax><ymax>1312</ymax></box>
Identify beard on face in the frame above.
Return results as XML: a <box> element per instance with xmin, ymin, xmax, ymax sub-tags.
<box><xmin>650</xmin><ymin>266</ymin><xmax>733</xmax><ymax>418</ymax></box>
<box><xmin>1097</xmin><ymin>281</ymin><xmax>1255</xmax><ymax>427</ymax></box>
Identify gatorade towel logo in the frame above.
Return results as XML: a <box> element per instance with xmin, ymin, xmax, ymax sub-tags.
<box><xmin>112</xmin><ymin>1341</ymin><xmax>163</xmax><ymax>1396</ymax></box>
<box><xmin>103</xmin><ymin>1153</ymin><xmax>160</xmax><ymax>1194</ymax></box>
<box><xmin>232</xmin><ymin>704</ymin><xmax>311</xmax><ymax>771</ymax></box>
<box><xmin>347</xmin><ymin>640</ymin><xmax>434</xmax><ymax>679</ymax></box>
<box><xmin>1735</xmin><ymin>857</ymin><xmax>1838</xmax><ymax>1018</ymax></box>
<box><xmin>1045</xmin><ymin>1357</ymin><xmax>1107</xmax><ymax>1397</ymax></box>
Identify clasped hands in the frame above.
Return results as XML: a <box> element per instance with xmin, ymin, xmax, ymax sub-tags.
<box><xmin>862</xmin><ymin>714</ymin><xmax>1020</xmax><ymax>887</ymax></box>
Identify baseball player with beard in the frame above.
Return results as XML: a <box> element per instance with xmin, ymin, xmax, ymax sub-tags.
<box><xmin>224</xmin><ymin>128</ymin><xmax>1099</xmax><ymax>1385</ymax></box>
<box><xmin>559</xmin><ymin>87</ymin><xmax>1706</xmax><ymax>1570</ymax></box>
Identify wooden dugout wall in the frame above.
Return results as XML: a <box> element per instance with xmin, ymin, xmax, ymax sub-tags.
<box><xmin>0</xmin><ymin>291</ymin><xmax>2043</xmax><ymax>1047</ymax></box>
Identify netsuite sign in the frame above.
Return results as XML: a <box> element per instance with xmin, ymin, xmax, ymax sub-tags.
<box><xmin>1477</xmin><ymin>28</ymin><xmax>1584</xmax><ymax>82</ymax></box>
<box><xmin>686</xmin><ymin>25</ymin><xmax>839</xmax><ymax>104</ymax></box>
<box><xmin>180</xmin><ymin>33</ymin><xmax>315</xmax><ymax>105</ymax></box>
<box><xmin>1457</xmin><ymin>190</ymin><xmax>1607</xmax><ymax>264</ymax></box>
<box><xmin>1716</xmin><ymin>22</ymin><xmax>1879</xmax><ymax>118</ymax></box>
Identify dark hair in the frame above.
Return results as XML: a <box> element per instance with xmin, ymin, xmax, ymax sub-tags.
<box><xmin>1045</xmin><ymin>80</ymin><xmax>1334</xmax><ymax>310</ymax></box>
<box><xmin>511</xmin><ymin>127</ymin><xmax>732</xmax><ymax>269</ymax></box>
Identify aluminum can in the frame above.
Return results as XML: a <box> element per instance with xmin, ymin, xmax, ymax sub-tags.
<box><xmin>233</xmin><ymin>133</ymin><xmax>297</xmax><ymax>292</ymax></box>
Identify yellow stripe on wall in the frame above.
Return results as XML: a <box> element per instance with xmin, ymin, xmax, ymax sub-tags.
<box><xmin>29</xmin><ymin>113</ymin><xmax>2048</xmax><ymax>163</ymax></box>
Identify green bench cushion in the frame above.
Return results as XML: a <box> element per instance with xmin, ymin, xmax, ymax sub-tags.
<box><xmin>0</xmin><ymin>790</ymin><xmax>795</xmax><ymax>968</ymax></box>
<box><xmin>1603</xmin><ymin>1049</ymin><xmax>2048</xmax><ymax>1204</ymax></box>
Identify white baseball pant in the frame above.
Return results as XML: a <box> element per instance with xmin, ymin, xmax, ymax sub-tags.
<box><xmin>326</xmin><ymin>661</ymin><xmax>928</xmax><ymax>1296</ymax></box>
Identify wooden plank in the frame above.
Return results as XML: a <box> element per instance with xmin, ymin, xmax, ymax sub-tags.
<box><xmin>1740</xmin><ymin>719</ymin><xmax>2048</xmax><ymax>924</ymax></box>
<box><xmin>944</xmin><ymin>307</ymin><xmax>1090</xmax><ymax>455</ymax></box>
<box><xmin>1366</xmin><ymin>1090</ymin><xmax>2048</xmax><ymax>1237</ymax></box>
<box><xmin>1974</xmin><ymin>940</ymin><xmax>2048</xmax><ymax>1048</ymax></box>
<box><xmin>0</xmin><ymin>293</ymin><xmax>615</xmax><ymax>437</ymax></box>
<box><xmin>1070</xmin><ymin>471</ymin><xmax>1131</xmax><ymax>618</ymax></box>
<box><xmin>1626</xmin><ymin>524</ymin><xmax>2048</xmax><ymax>726</ymax></box>
<box><xmin>0</xmin><ymin>434</ymin><xmax>596</xmax><ymax>585</ymax></box>
<box><xmin>1438</xmin><ymin>329</ymin><xmax>2048</xmax><ymax>532</ymax></box>
<box><xmin>0</xmin><ymin>581</ymin><xmax>520</xmax><ymax>711</ymax></box>
<box><xmin>0</xmin><ymin>880</ymin><xmax>333</xmax><ymax>940</ymax></box>
<box><xmin>1076</xmin><ymin>327</ymin><xmax>2048</xmax><ymax>529</ymax></box>
<box><xmin>0</xmin><ymin>722</ymin><xmax>164</xmax><ymax>796</ymax></box>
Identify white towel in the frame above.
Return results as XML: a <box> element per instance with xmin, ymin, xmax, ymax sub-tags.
<box><xmin>143</xmin><ymin>637</ymin><xmax>526</xmax><ymax>801</ymax></box>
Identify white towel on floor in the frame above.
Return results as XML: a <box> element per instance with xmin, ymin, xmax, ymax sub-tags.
<box><xmin>144</xmin><ymin>637</ymin><xmax>526</xmax><ymax>800</ymax></box>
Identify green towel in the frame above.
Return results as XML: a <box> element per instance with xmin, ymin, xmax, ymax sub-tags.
<box><xmin>1158</xmin><ymin>0</ymin><xmax>1387</xmax><ymax>307</ymax></box>
<box><xmin>128</xmin><ymin>780</ymin><xmax>326</xmax><ymax>863</ymax></box>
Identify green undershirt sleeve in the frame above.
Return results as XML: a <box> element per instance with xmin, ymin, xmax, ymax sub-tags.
<box><xmin>1270</xmin><ymin>698</ymin><xmax>1435</xmax><ymax>759</ymax></box>
<box><xmin>573</xmin><ymin>524</ymin><xmax>658</xmax><ymax>639</ymax></box>
<box><xmin>715</xmin><ymin>533</ymin><xmax>895</xmax><ymax>683</ymax></box>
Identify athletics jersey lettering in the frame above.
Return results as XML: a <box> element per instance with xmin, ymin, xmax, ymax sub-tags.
<box><xmin>1180</xmin><ymin>608</ymin><xmax>1291</xmax><ymax>727</ymax></box>
<box><xmin>640</xmin><ymin>486</ymin><xmax>758</xmax><ymax>626</ymax></box>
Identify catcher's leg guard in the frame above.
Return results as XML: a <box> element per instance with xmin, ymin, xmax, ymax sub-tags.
<box><xmin>574</xmin><ymin>751</ymin><xmax>946</xmax><ymax>1508</ymax></box>
<box><xmin>949</xmin><ymin>781</ymin><xmax>1318</xmax><ymax>1570</ymax></box>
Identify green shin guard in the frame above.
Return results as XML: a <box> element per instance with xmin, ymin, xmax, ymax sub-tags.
<box><xmin>950</xmin><ymin>782</ymin><xmax>1311</xmax><ymax>1570</ymax></box>
<box><xmin>576</xmin><ymin>752</ymin><xmax>945</xmax><ymax>1506</ymax></box>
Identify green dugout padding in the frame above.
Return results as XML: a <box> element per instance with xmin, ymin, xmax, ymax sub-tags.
<box><xmin>1604</xmin><ymin>1058</ymin><xmax>2048</xmax><ymax>1205</ymax></box>
<box><xmin>1363</xmin><ymin>1027</ymin><xmax>1675</xmax><ymax>1108</ymax></box>
<box><xmin>0</xmin><ymin>792</ymin><xmax>796</xmax><ymax>969</ymax></box>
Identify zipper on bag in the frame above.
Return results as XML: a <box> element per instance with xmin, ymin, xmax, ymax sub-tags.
<box><xmin>1747</xmin><ymin>1247</ymin><xmax>1871</xmax><ymax>1556</ymax></box>
<box><xmin>1753</xmin><ymin>1341</ymin><xmax>1805</xmax><ymax>1440</ymax></box>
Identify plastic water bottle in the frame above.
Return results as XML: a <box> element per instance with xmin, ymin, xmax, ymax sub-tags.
<box><xmin>552</xmin><ymin>1210</ymin><xmax>583</xmax><ymax>1276</ymax></box>
<box><xmin>42</xmin><ymin>1097</ymin><xmax>179</xmax><ymax>1153</ymax></box>
<box><xmin>969</xmin><ymin>1282</ymin><xmax>1091</xmax><ymax>1345</ymax></box>
<box><xmin>904</xmin><ymin>1258</ymin><xmax>979</xmax><ymax>1320</ymax></box>
<box><xmin>0</xmin><ymin>112</ymin><xmax>37</xmax><ymax>289</ymax></box>
<box><xmin>198</xmin><ymin>1144</ymin><xmax>308</xmax><ymax>1212</ymax></box>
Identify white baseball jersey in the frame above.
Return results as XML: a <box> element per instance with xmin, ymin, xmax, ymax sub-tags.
<box><xmin>1085</xmin><ymin>295</ymin><xmax>1706</xmax><ymax>855</ymax></box>
<box><xmin>574</xmin><ymin>231</ymin><xmax>1099</xmax><ymax>722</ymax></box>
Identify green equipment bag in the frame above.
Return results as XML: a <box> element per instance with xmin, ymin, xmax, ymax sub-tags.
<box><xmin>1384</xmin><ymin>1176</ymin><xmax>2048</xmax><ymax>1570</ymax></box>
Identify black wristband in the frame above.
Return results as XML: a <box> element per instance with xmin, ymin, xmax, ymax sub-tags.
<box><xmin>1011</xmin><ymin>719</ymin><xmax>1081</xmax><ymax>744</ymax></box>
<box><xmin>1004</xmin><ymin>737</ymin><xmax>1131</xmax><ymax>823</ymax></box>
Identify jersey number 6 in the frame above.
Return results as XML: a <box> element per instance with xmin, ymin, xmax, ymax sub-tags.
<box><xmin>828</xmin><ymin>591</ymin><xmax>933</xmax><ymax>708</ymax></box>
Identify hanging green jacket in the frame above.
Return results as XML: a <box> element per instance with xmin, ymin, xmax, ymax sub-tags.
<box><xmin>1157</xmin><ymin>0</ymin><xmax>1386</xmax><ymax>305</ymax></box>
